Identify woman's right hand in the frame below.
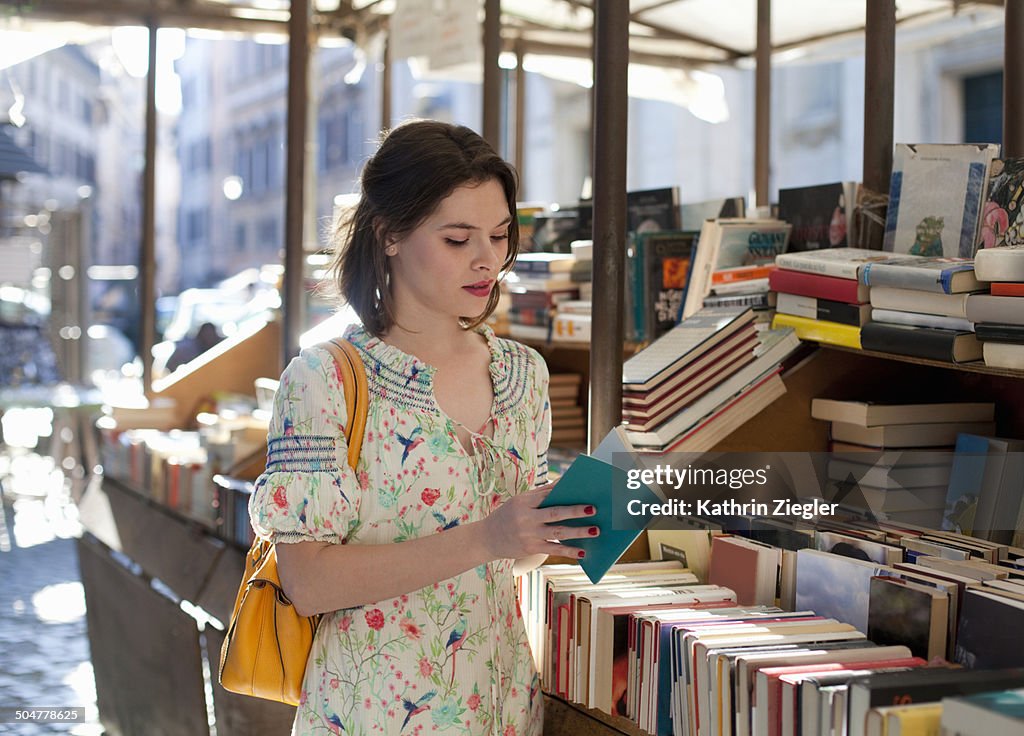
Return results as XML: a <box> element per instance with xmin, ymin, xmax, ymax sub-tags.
<box><xmin>481</xmin><ymin>485</ymin><xmax>598</xmax><ymax>561</ymax></box>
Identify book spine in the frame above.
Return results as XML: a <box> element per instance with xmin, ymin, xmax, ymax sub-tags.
<box><xmin>991</xmin><ymin>282</ymin><xmax>1024</xmax><ymax>297</ymax></box>
<box><xmin>776</xmin><ymin>293</ymin><xmax>866</xmax><ymax>326</ymax></box>
<box><xmin>862</xmin><ymin>263</ymin><xmax>953</xmax><ymax>293</ymax></box>
<box><xmin>712</xmin><ymin>264</ymin><xmax>778</xmax><ymax>284</ymax></box>
<box><xmin>769</xmin><ymin>269</ymin><xmax>866</xmax><ymax>303</ymax></box>
<box><xmin>870</xmin><ymin>308</ymin><xmax>974</xmax><ymax>332</ymax></box>
<box><xmin>860</xmin><ymin>322</ymin><xmax>963</xmax><ymax>362</ymax></box>
<box><xmin>770</xmin><ymin>312</ymin><xmax>862</xmax><ymax>349</ymax></box>
<box><xmin>775</xmin><ymin>253</ymin><xmax>859</xmax><ymax>279</ymax></box>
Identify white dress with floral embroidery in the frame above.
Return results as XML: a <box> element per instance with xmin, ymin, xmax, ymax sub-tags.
<box><xmin>250</xmin><ymin>324</ymin><xmax>550</xmax><ymax>736</ymax></box>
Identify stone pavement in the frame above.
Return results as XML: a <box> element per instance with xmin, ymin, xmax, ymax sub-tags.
<box><xmin>0</xmin><ymin>446</ymin><xmax>103</xmax><ymax>736</ymax></box>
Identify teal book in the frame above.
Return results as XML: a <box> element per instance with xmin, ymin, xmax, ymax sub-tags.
<box><xmin>538</xmin><ymin>451</ymin><xmax>662</xmax><ymax>584</ymax></box>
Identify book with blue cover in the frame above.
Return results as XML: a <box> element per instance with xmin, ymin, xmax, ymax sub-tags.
<box><xmin>539</xmin><ymin>428</ymin><xmax>663</xmax><ymax>584</ymax></box>
<box><xmin>861</xmin><ymin>256</ymin><xmax>984</xmax><ymax>294</ymax></box>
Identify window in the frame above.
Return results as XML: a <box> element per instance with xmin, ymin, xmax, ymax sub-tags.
<box><xmin>234</xmin><ymin>223</ymin><xmax>247</xmax><ymax>252</ymax></box>
<box><xmin>963</xmin><ymin>70</ymin><xmax>1002</xmax><ymax>146</ymax></box>
<box><xmin>257</xmin><ymin>217</ymin><xmax>278</xmax><ymax>247</ymax></box>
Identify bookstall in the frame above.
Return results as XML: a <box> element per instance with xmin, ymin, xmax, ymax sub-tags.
<box><xmin>11</xmin><ymin>0</ymin><xmax>1024</xmax><ymax>734</ymax></box>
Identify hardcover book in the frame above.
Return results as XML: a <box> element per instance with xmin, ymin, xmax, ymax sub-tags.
<box><xmin>627</xmin><ymin>187</ymin><xmax>681</xmax><ymax>234</ymax></box>
<box><xmin>679</xmin><ymin>195</ymin><xmax>745</xmax><ymax>231</ymax></box>
<box><xmin>860</xmin><ymin>322</ymin><xmax>983</xmax><ymax>363</ymax></box>
<box><xmin>775</xmin><ymin>293</ymin><xmax>871</xmax><ymax>326</ymax></box>
<box><xmin>883</xmin><ymin>143</ymin><xmax>999</xmax><ymax>258</ymax></box>
<box><xmin>811</xmin><ymin>398</ymin><xmax>994</xmax><ymax>427</ymax></box>
<box><xmin>861</xmin><ymin>256</ymin><xmax>984</xmax><ymax>294</ymax></box>
<box><xmin>629</xmin><ymin>230</ymin><xmax>696</xmax><ymax>343</ymax></box>
<box><xmin>777</xmin><ymin>181</ymin><xmax>858</xmax><ymax>252</ymax></box>
<box><xmin>775</xmin><ymin>247</ymin><xmax>916</xmax><ymax>281</ymax></box>
<box><xmin>768</xmin><ymin>268</ymin><xmax>869</xmax><ymax>303</ymax></box>
<box><xmin>979</xmin><ymin>158</ymin><xmax>1024</xmax><ymax>249</ymax></box>
<box><xmin>973</xmin><ymin>243</ymin><xmax>1024</xmax><ymax>280</ymax></box>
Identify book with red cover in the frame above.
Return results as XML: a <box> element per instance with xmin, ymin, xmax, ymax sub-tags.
<box><xmin>991</xmin><ymin>282</ymin><xmax>1024</xmax><ymax>297</ymax></box>
<box><xmin>769</xmin><ymin>268</ymin><xmax>869</xmax><ymax>303</ymax></box>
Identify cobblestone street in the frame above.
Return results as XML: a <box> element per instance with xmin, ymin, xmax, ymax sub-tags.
<box><xmin>0</xmin><ymin>446</ymin><xmax>103</xmax><ymax>735</ymax></box>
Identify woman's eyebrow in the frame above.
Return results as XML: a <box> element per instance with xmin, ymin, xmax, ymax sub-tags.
<box><xmin>438</xmin><ymin>215</ymin><xmax>512</xmax><ymax>230</ymax></box>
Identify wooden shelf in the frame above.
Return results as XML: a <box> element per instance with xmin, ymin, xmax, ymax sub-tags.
<box><xmin>543</xmin><ymin>694</ymin><xmax>649</xmax><ymax>736</ymax></box>
<box><xmin>823</xmin><ymin>345</ymin><xmax>1024</xmax><ymax>380</ymax></box>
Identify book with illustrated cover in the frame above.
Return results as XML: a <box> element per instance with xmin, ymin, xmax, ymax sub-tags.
<box><xmin>979</xmin><ymin>158</ymin><xmax>1024</xmax><ymax>249</ymax></box>
<box><xmin>883</xmin><ymin>143</ymin><xmax>999</xmax><ymax>258</ymax></box>
<box><xmin>777</xmin><ymin>181</ymin><xmax>858</xmax><ymax>252</ymax></box>
<box><xmin>629</xmin><ymin>230</ymin><xmax>696</xmax><ymax>343</ymax></box>
<box><xmin>941</xmin><ymin>688</ymin><xmax>1024</xmax><ymax>734</ymax></box>
<box><xmin>861</xmin><ymin>256</ymin><xmax>984</xmax><ymax>294</ymax></box>
<box><xmin>627</xmin><ymin>187</ymin><xmax>681</xmax><ymax>234</ymax></box>
<box><xmin>866</xmin><ymin>575</ymin><xmax>948</xmax><ymax>660</ymax></box>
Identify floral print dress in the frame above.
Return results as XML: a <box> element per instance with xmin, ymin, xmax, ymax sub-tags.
<box><xmin>250</xmin><ymin>324</ymin><xmax>550</xmax><ymax>736</ymax></box>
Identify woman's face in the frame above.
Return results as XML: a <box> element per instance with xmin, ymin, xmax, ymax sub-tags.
<box><xmin>387</xmin><ymin>178</ymin><xmax>511</xmax><ymax>326</ymax></box>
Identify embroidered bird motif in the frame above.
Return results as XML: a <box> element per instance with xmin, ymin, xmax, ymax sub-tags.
<box><xmin>323</xmin><ymin>699</ymin><xmax>346</xmax><ymax>734</ymax></box>
<box><xmin>432</xmin><ymin>511</ymin><xmax>460</xmax><ymax>531</ymax></box>
<box><xmin>446</xmin><ymin>618</ymin><xmax>468</xmax><ymax>687</ymax></box>
<box><xmin>404</xmin><ymin>362</ymin><xmax>422</xmax><ymax>387</ymax></box>
<box><xmin>396</xmin><ymin>427</ymin><xmax>424</xmax><ymax>465</ymax></box>
<box><xmin>400</xmin><ymin>690</ymin><xmax>436</xmax><ymax>732</ymax></box>
<box><xmin>283</xmin><ymin>416</ymin><xmax>296</xmax><ymax>436</ymax></box>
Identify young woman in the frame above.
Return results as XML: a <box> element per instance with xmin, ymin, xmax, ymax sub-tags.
<box><xmin>250</xmin><ymin>120</ymin><xmax>597</xmax><ymax>735</ymax></box>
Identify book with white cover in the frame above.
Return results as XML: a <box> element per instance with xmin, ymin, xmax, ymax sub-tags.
<box><xmin>869</xmin><ymin>287</ymin><xmax>971</xmax><ymax>319</ymax></box>
<box><xmin>883</xmin><ymin>143</ymin><xmax>999</xmax><ymax>257</ymax></box>
<box><xmin>775</xmin><ymin>247</ymin><xmax>920</xmax><ymax>280</ymax></box>
<box><xmin>811</xmin><ymin>398</ymin><xmax>995</xmax><ymax>427</ymax></box>
<box><xmin>965</xmin><ymin>294</ymin><xmax>1024</xmax><ymax>326</ymax></box>
<box><xmin>870</xmin><ymin>308</ymin><xmax>974</xmax><ymax>332</ymax></box>
<box><xmin>829</xmin><ymin>420</ymin><xmax>996</xmax><ymax>449</ymax></box>
<box><xmin>983</xmin><ymin>341</ymin><xmax>1024</xmax><ymax>370</ymax></box>
<box><xmin>974</xmin><ymin>244</ymin><xmax>1024</xmax><ymax>281</ymax></box>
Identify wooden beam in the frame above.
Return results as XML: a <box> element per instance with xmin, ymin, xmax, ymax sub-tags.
<box><xmin>862</xmin><ymin>0</ymin><xmax>895</xmax><ymax>250</ymax></box>
<box><xmin>482</xmin><ymin>0</ymin><xmax>503</xmax><ymax>150</ymax></box>
<box><xmin>1005</xmin><ymin>0</ymin><xmax>1024</xmax><ymax>156</ymax></box>
<box><xmin>141</xmin><ymin>20</ymin><xmax>157</xmax><ymax>395</ymax></box>
<box><xmin>755</xmin><ymin>0</ymin><xmax>771</xmax><ymax>208</ymax></box>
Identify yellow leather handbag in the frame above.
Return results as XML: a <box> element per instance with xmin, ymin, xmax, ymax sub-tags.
<box><xmin>218</xmin><ymin>338</ymin><xmax>368</xmax><ymax>705</ymax></box>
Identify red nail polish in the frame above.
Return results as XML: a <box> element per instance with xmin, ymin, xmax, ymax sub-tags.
<box><xmin>577</xmin><ymin>550</ymin><xmax>586</xmax><ymax>559</ymax></box>
<box><xmin>584</xmin><ymin>505</ymin><xmax>595</xmax><ymax>515</ymax></box>
<box><xmin>588</xmin><ymin>526</ymin><xmax>599</xmax><ymax>536</ymax></box>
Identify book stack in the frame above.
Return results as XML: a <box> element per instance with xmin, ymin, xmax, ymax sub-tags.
<box><xmin>968</xmin><ymin>245</ymin><xmax>1024</xmax><ymax>370</ymax></box>
<box><xmin>769</xmin><ymin>247</ymin><xmax>919</xmax><ymax>349</ymax></box>
<box><xmin>568</xmin><ymin>238</ymin><xmax>593</xmax><ymax>300</ymax></box>
<box><xmin>622</xmin><ymin>307</ymin><xmax>801</xmax><ymax>453</ymax></box>
<box><xmin>682</xmin><ymin>218</ymin><xmax>791</xmax><ymax>320</ymax></box>
<box><xmin>549</xmin><ymin>373</ymin><xmax>586</xmax><ymax>448</ymax></box>
<box><xmin>813</xmin><ymin>398</ymin><xmax>994</xmax><ymax>450</ymax></box>
<box><xmin>504</xmin><ymin>251</ymin><xmax>579</xmax><ymax>342</ymax></box>
<box><xmin>861</xmin><ymin>256</ymin><xmax>987</xmax><ymax>363</ymax></box>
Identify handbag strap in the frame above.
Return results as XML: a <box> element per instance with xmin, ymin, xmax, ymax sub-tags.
<box><xmin>319</xmin><ymin>337</ymin><xmax>368</xmax><ymax>471</ymax></box>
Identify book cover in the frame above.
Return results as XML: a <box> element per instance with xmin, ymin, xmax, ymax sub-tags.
<box><xmin>860</xmin><ymin>322</ymin><xmax>983</xmax><ymax>363</ymax></box>
<box><xmin>794</xmin><ymin>548</ymin><xmax>891</xmax><ymax>634</ymax></box>
<box><xmin>538</xmin><ymin>451</ymin><xmax>662</xmax><ymax>584</ymax></box>
<box><xmin>966</xmin><ymin>294</ymin><xmax>1024</xmax><ymax>325</ymax></box>
<box><xmin>775</xmin><ymin>247</ymin><xmax>916</xmax><ymax>280</ymax></box>
<box><xmin>883</xmin><ymin>143</ymin><xmax>999</xmax><ymax>257</ymax></box>
<box><xmin>983</xmin><ymin>341</ymin><xmax>1024</xmax><ymax>370</ymax></box>
<box><xmin>979</xmin><ymin>158</ymin><xmax>1024</xmax><ymax>249</ymax></box>
<box><xmin>768</xmin><ymin>268</ymin><xmax>869</xmax><ymax>303</ymax></box>
<box><xmin>976</xmin><ymin>323</ymin><xmax>1024</xmax><ymax>343</ymax></box>
<box><xmin>682</xmin><ymin>219</ymin><xmax>791</xmax><ymax>318</ymax></box>
<box><xmin>992</xmin><ymin>282</ymin><xmax>1024</xmax><ymax>297</ymax></box>
<box><xmin>630</xmin><ymin>230</ymin><xmax>697</xmax><ymax>343</ymax></box>
<box><xmin>707</xmin><ymin>536</ymin><xmax>781</xmax><ymax>607</ymax></box>
<box><xmin>861</xmin><ymin>256</ymin><xmax>984</xmax><ymax>294</ymax></box>
<box><xmin>627</xmin><ymin>187</ymin><xmax>681</xmax><ymax>234</ymax></box>
<box><xmin>777</xmin><ymin>182</ymin><xmax>854</xmax><ymax>252</ymax></box>
<box><xmin>866</xmin><ymin>575</ymin><xmax>947</xmax><ymax>660</ymax></box>
<box><xmin>941</xmin><ymin>688</ymin><xmax>1024</xmax><ymax>734</ymax></box>
<box><xmin>770</xmin><ymin>312</ymin><xmax>862</xmax><ymax>349</ymax></box>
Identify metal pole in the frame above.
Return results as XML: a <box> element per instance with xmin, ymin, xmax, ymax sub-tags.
<box><xmin>140</xmin><ymin>20</ymin><xmax>157</xmax><ymax>395</ymax></box>
<box><xmin>588</xmin><ymin>0</ymin><xmax>629</xmax><ymax>452</ymax></box>
<box><xmin>381</xmin><ymin>35</ymin><xmax>392</xmax><ymax>132</ymax></box>
<box><xmin>514</xmin><ymin>38</ymin><xmax>525</xmax><ymax>186</ymax></box>
<box><xmin>283</xmin><ymin>0</ymin><xmax>310</xmax><ymax>364</ymax></box>
<box><xmin>482</xmin><ymin>0</ymin><xmax>502</xmax><ymax>149</ymax></box>
<box><xmin>1005</xmin><ymin>0</ymin><xmax>1024</xmax><ymax>157</ymax></box>
<box><xmin>754</xmin><ymin>0</ymin><xmax>771</xmax><ymax>208</ymax></box>
<box><xmin>863</xmin><ymin>0</ymin><xmax>895</xmax><ymax>250</ymax></box>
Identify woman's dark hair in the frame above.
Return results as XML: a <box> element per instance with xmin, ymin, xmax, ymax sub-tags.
<box><xmin>329</xmin><ymin>120</ymin><xmax>520</xmax><ymax>337</ymax></box>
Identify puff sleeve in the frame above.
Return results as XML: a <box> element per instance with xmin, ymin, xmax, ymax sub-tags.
<box><xmin>248</xmin><ymin>346</ymin><xmax>364</xmax><ymax>544</ymax></box>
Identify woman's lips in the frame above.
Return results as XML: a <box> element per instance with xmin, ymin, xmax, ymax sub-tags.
<box><xmin>463</xmin><ymin>281</ymin><xmax>493</xmax><ymax>297</ymax></box>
